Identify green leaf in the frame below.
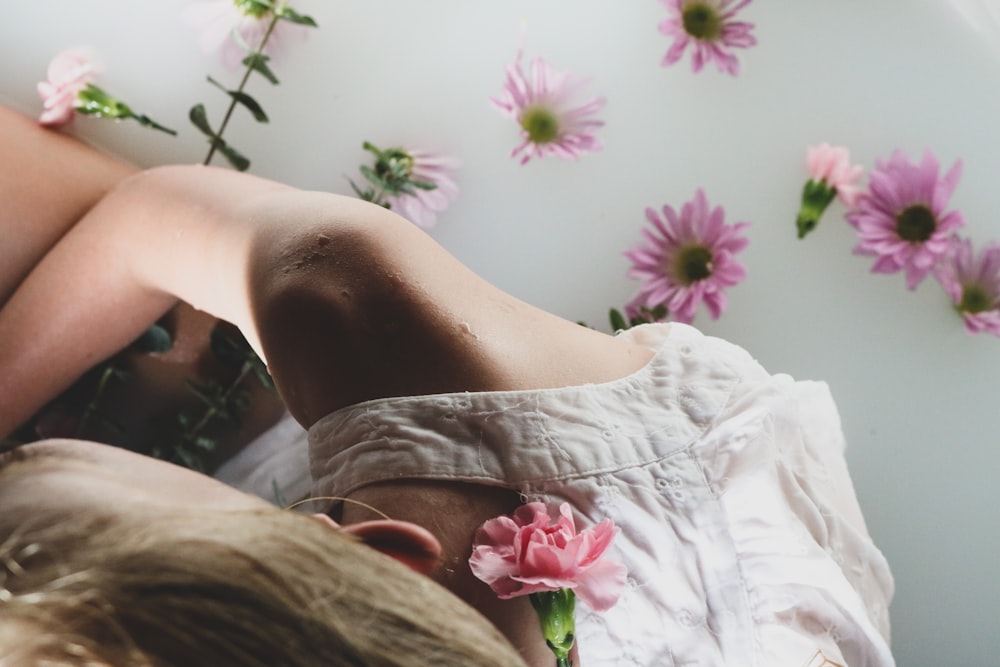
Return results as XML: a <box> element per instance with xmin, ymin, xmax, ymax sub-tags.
<box><xmin>609</xmin><ymin>308</ymin><xmax>627</xmax><ymax>332</ymax></box>
<box><xmin>230</xmin><ymin>90</ymin><xmax>269</xmax><ymax>122</ymax></box>
<box><xmin>216</xmin><ymin>139</ymin><xmax>252</xmax><ymax>171</ymax></box>
<box><xmin>243</xmin><ymin>52</ymin><xmax>279</xmax><ymax>84</ymax></box>
<box><xmin>188</xmin><ymin>103</ymin><xmax>216</xmax><ymax>136</ymax></box>
<box><xmin>276</xmin><ymin>6</ymin><xmax>318</xmax><ymax>26</ymax></box>
<box><xmin>207</xmin><ymin>76</ymin><xmax>269</xmax><ymax>122</ymax></box>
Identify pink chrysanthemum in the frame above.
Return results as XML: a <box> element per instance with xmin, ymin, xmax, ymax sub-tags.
<box><xmin>37</xmin><ymin>48</ymin><xmax>100</xmax><ymax>126</ymax></box>
<box><xmin>183</xmin><ymin>0</ymin><xmax>310</xmax><ymax>70</ymax></box>
<box><xmin>383</xmin><ymin>150</ymin><xmax>461</xmax><ymax>230</ymax></box>
<box><xmin>490</xmin><ymin>47</ymin><xmax>606</xmax><ymax>164</ymax></box>
<box><xmin>624</xmin><ymin>189</ymin><xmax>751</xmax><ymax>324</ymax></box>
<box><xmin>658</xmin><ymin>0</ymin><xmax>757</xmax><ymax>75</ymax></box>
<box><xmin>847</xmin><ymin>150</ymin><xmax>965</xmax><ymax>290</ymax></box>
<box><xmin>934</xmin><ymin>238</ymin><xmax>1000</xmax><ymax>337</ymax></box>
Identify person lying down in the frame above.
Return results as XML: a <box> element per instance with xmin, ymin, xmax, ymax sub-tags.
<box><xmin>0</xmin><ymin>105</ymin><xmax>896</xmax><ymax>666</ymax></box>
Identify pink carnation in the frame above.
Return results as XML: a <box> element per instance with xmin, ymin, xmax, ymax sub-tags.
<box><xmin>469</xmin><ymin>502</ymin><xmax>627</xmax><ymax>612</ymax></box>
<box><xmin>806</xmin><ymin>143</ymin><xmax>864</xmax><ymax>209</ymax></box>
<box><xmin>37</xmin><ymin>49</ymin><xmax>100</xmax><ymax>126</ymax></box>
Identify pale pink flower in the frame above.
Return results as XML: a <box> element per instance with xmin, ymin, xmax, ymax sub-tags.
<box><xmin>796</xmin><ymin>143</ymin><xmax>864</xmax><ymax>238</ymax></box>
<box><xmin>490</xmin><ymin>47</ymin><xmax>606</xmax><ymax>165</ymax></box>
<box><xmin>658</xmin><ymin>0</ymin><xmax>757</xmax><ymax>75</ymax></box>
<box><xmin>806</xmin><ymin>143</ymin><xmax>864</xmax><ymax>208</ymax></box>
<box><xmin>847</xmin><ymin>150</ymin><xmax>964</xmax><ymax>290</ymax></box>
<box><xmin>36</xmin><ymin>48</ymin><xmax>100</xmax><ymax>126</ymax></box>
<box><xmin>469</xmin><ymin>502</ymin><xmax>626</xmax><ymax>612</ymax></box>
<box><xmin>934</xmin><ymin>238</ymin><xmax>1000</xmax><ymax>337</ymax></box>
<box><xmin>382</xmin><ymin>150</ymin><xmax>461</xmax><ymax>230</ymax></box>
<box><xmin>183</xmin><ymin>0</ymin><xmax>311</xmax><ymax>70</ymax></box>
<box><xmin>624</xmin><ymin>189</ymin><xmax>750</xmax><ymax>324</ymax></box>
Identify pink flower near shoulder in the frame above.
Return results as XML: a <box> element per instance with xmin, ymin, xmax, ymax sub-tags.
<box><xmin>624</xmin><ymin>188</ymin><xmax>751</xmax><ymax>324</ymax></box>
<box><xmin>37</xmin><ymin>48</ymin><xmax>100</xmax><ymax>126</ymax></box>
<box><xmin>382</xmin><ymin>149</ymin><xmax>461</xmax><ymax>230</ymax></box>
<box><xmin>469</xmin><ymin>502</ymin><xmax>627</xmax><ymax>612</ymax></box>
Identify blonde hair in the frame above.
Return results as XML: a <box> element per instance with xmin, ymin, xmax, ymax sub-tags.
<box><xmin>0</xmin><ymin>463</ymin><xmax>526</xmax><ymax>667</ymax></box>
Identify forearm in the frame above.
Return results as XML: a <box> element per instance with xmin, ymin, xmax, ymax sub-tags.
<box><xmin>0</xmin><ymin>105</ymin><xmax>136</xmax><ymax>306</ymax></box>
<box><xmin>0</xmin><ymin>165</ymin><xmax>290</xmax><ymax>442</ymax></box>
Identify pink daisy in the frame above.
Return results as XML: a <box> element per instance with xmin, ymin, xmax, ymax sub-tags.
<box><xmin>796</xmin><ymin>143</ymin><xmax>864</xmax><ymax>238</ymax></box>
<box><xmin>382</xmin><ymin>149</ymin><xmax>461</xmax><ymax>230</ymax></box>
<box><xmin>847</xmin><ymin>150</ymin><xmax>964</xmax><ymax>290</ymax></box>
<box><xmin>37</xmin><ymin>48</ymin><xmax>101</xmax><ymax>126</ymax></box>
<box><xmin>934</xmin><ymin>238</ymin><xmax>1000</xmax><ymax>337</ymax></box>
<box><xmin>624</xmin><ymin>189</ymin><xmax>751</xmax><ymax>324</ymax></box>
<box><xmin>183</xmin><ymin>0</ymin><xmax>311</xmax><ymax>70</ymax></box>
<box><xmin>490</xmin><ymin>47</ymin><xmax>606</xmax><ymax>165</ymax></box>
<box><xmin>658</xmin><ymin>0</ymin><xmax>757</xmax><ymax>76</ymax></box>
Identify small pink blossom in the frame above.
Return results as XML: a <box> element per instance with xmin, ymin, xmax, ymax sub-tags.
<box><xmin>796</xmin><ymin>143</ymin><xmax>865</xmax><ymax>238</ymax></box>
<box><xmin>934</xmin><ymin>238</ymin><xmax>1000</xmax><ymax>337</ymax></box>
<box><xmin>382</xmin><ymin>150</ymin><xmax>461</xmax><ymax>230</ymax></box>
<box><xmin>847</xmin><ymin>150</ymin><xmax>964</xmax><ymax>290</ymax></box>
<box><xmin>658</xmin><ymin>0</ymin><xmax>757</xmax><ymax>76</ymax></box>
<box><xmin>469</xmin><ymin>502</ymin><xmax>626</xmax><ymax>612</ymax></box>
<box><xmin>806</xmin><ymin>143</ymin><xmax>864</xmax><ymax>209</ymax></box>
<box><xmin>183</xmin><ymin>0</ymin><xmax>311</xmax><ymax>70</ymax></box>
<box><xmin>36</xmin><ymin>49</ymin><xmax>100</xmax><ymax>126</ymax></box>
<box><xmin>490</xmin><ymin>46</ymin><xmax>606</xmax><ymax>165</ymax></box>
<box><xmin>624</xmin><ymin>188</ymin><xmax>751</xmax><ymax>324</ymax></box>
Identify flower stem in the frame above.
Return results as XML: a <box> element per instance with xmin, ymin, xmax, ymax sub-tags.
<box><xmin>202</xmin><ymin>3</ymin><xmax>283</xmax><ymax>166</ymax></box>
<box><xmin>188</xmin><ymin>360</ymin><xmax>254</xmax><ymax>435</ymax></box>
<box><xmin>796</xmin><ymin>179</ymin><xmax>838</xmax><ymax>239</ymax></box>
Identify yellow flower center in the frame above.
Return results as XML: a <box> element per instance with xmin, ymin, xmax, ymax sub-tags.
<box><xmin>520</xmin><ymin>106</ymin><xmax>560</xmax><ymax>145</ymax></box>
<box><xmin>682</xmin><ymin>2</ymin><xmax>723</xmax><ymax>41</ymax></box>
<box><xmin>673</xmin><ymin>245</ymin><xmax>714</xmax><ymax>285</ymax></box>
<box><xmin>895</xmin><ymin>205</ymin><xmax>936</xmax><ymax>242</ymax></box>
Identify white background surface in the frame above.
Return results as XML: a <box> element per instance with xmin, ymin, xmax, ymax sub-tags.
<box><xmin>3</xmin><ymin>1</ymin><xmax>1000</xmax><ymax>663</ymax></box>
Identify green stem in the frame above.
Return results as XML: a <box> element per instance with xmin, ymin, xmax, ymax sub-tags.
<box><xmin>132</xmin><ymin>113</ymin><xmax>178</xmax><ymax>136</ymax></box>
<box><xmin>187</xmin><ymin>360</ymin><xmax>255</xmax><ymax>436</ymax></box>
<box><xmin>76</xmin><ymin>364</ymin><xmax>118</xmax><ymax>437</ymax></box>
<box><xmin>795</xmin><ymin>179</ymin><xmax>838</xmax><ymax>239</ymax></box>
<box><xmin>203</xmin><ymin>3</ymin><xmax>284</xmax><ymax>165</ymax></box>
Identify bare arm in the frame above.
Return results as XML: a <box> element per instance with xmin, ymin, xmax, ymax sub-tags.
<box><xmin>0</xmin><ymin>105</ymin><xmax>136</xmax><ymax>306</ymax></box>
<box><xmin>0</xmin><ymin>158</ymin><xmax>646</xmax><ymax>664</ymax></box>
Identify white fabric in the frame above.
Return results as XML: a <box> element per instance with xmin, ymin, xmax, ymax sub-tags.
<box><xmin>214</xmin><ymin>410</ymin><xmax>311</xmax><ymax>506</ymax></box>
<box><xmin>310</xmin><ymin>323</ymin><xmax>896</xmax><ymax>666</ymax></box>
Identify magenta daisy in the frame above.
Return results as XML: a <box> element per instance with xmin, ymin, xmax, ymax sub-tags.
<box><xmin>658</xmin><ymin>0</ymin><xmax>757</xmax><ymax>75</ymax></box>
<box><xmin>382</xmin><ymin>149</ymin><xmax>461</xmax><ymax>230</ymax></box>
<box><xmin>846</xmin><ymin>150</ymin><xmax>964</xmax><ymax>290</ymax></box>
<box><xmin>183</xmin><ymin>0</ymin><xmax>311</xmax><ymax>70</ymax></box>
<box><xmin>796</xmin><ymin>143</ymin><xmax>864</xmax><ymax>238</ymax></box>
<box><xmin>934</xmin><ymin>238</ymin><xmax>1000</xmax><ymax>337</ymax></box>
<box><xmin>490</xmin><ymin>47</ymin><xmax>606</xmax><ymax>164</ymax></box>
<box><xmin>624</xmin><ymin>189</ymin><xmax>751</xmax><ymax>324</ymax></box>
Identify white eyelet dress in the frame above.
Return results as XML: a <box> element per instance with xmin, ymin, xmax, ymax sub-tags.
<box><xmin>310</xmin><ymin>323</ymin><xmax>896</xmax><ymax>667</ymax></box>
